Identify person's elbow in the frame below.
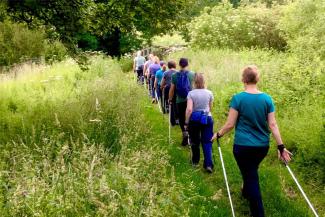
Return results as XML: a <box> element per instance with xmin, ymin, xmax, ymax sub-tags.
<box><xmin>186</xmin><ymin>107</ymin><xmax>193</xmax><ymax>114</ymax></box>
<box><xmin>268</xmin><ymin>121</ymin><xmax>278</xmax><ymax>131</ymax></box>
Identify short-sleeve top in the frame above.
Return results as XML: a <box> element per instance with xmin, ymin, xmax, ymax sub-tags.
<box><xmin>171</xmin><ymin>70</ymin><xmax>195</xmax><ymax>103</ymax></box>
<box><xmin>149</xmin><ymin>64</ymin><xmax>161</xmax><ymax>76</ymax></box>
<box><xmin>230</xmin><ymin>92</ymin><xmax>275</xmax><ymax>147</ymax></box>
<box><xmin>155</xmin><ymin>69</ymin><xmax>165</xmax><ymax>85</ymax></box>
<box><xmin>134</xmin><ymin>56</ymin><xmax>146</xmax><ymax>70</ymax></box>
<box><xmin>163</xmin><ymin>69</ymin><xmax>177</xmax><ymax>87</ymax></box>
<box><xmin>187</xmin><ymin>89</ymin><xmax>214</xmax><ymax>115</ymax></box>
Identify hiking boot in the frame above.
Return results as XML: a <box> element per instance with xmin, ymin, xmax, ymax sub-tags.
<box><xmin>206</xmin><ymin>167</ymin><xmax>213</xmax><ymax>174</ymax></box>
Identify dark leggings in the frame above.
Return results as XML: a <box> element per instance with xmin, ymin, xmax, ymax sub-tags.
<box><xmin>188</xmin><ymin>116</ymin><xmax>214</xmax><ymax>168</ymax></box>
<box><xmin>176</xmin><ymin>101</ymin><xmax>187</xmax><ymax>132</ymax></box>
<box><xmin>233</xmin><ymin>145</ymin><xmax>269</xmax><ymax>217</ymax></box>
<box><xmin>136</xmin><ymin>69</ymin><xmax>143</xmax><ymax>83</ymax></box>
<box><xmin>150</xmin><ymin>76</ymin><xmax>155</xmax><ymax>98</ymax></box>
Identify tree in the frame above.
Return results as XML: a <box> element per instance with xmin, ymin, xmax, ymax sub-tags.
<box><xmin>7</xmin><ymin>0</ymin><xmax>94</xmax><ymax>50</ymax></box>
<box><xmin>6</xmin><ymin>0</ymin><xmax>193</xmax><ymax>56</ymax></box>
<box><xmin>91</xmin><ymin>0</ymin><xmax>191</xmax><ymax>55</ymax></box>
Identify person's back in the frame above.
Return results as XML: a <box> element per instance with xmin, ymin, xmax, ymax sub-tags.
<box><xmin>172</xmin><ymin>70</ymin><xmax>194</xmax><ymax>103</ymax></box>
<box><xmin>134</xmin><ymin>55</ymin><xmax>146</xmax><ymax>70</ymax></box>
<box><xmin>231</xmin><ymin>92</ymin><xmax>274</xmax><ymax>147</ymax></box>
<box><xmin>188</xmin><ymin>89</ymin><xmax>213</xmax><ymax>114</ymax></box>
<box><xmin>164</xmin><ymin>69</ymin><xmax>177</xmax><ymax>87</ymax></box>
<box><xmin>156</xmin><ymin>69</ymin><xmax>164</xmax><ymax>86</ymax></box>
<box><xmin>149</xmin><ymin>63</ymin><xmax>161</xmax><ymax>76</ymax></box>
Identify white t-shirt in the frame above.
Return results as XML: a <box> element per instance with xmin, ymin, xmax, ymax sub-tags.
<box><xmin>134</xmin><ymin>56</ymin><xmax>146</xmax><ymax>70</ymax></box>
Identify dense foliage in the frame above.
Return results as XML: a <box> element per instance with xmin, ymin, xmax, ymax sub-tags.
<box><xmin>0</xmin><ymin>20</ymin><xmax>67</xmax><ymax>68</ymax></box>
<box><xmin>4</xmin><ymin>0</ymin><xmax>193</xmax><ymax>56</ymax></box>
<box><xmin>0</xmin><ymin>58</ymin><xmax>197</xmax><ymax>216</ymax></box>
<box><xmin>278</xmin><ymin>0</ymin><xmax>325</xmax><ymax>60</ymax></box>
<box><xmin>188</xmin><ymin>2</ymin><xmax>286</xmax><ymax>50</ymax></box>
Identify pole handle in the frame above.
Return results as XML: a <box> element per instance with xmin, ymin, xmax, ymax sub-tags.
<box><xmin>216</xmin><ymin>138</ymin><xmax>221</xmax><ymax>147</ymax></box>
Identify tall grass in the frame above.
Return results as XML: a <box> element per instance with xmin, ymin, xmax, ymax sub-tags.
<box><xmin>1</xmin><ymin>53</ymin><xmax>323</xmax><ymax>216</ymax></box>
<box><xmin>0</xmin><ymin>56</ymin><xmax>196</xmax><ymax>216</ymax></box>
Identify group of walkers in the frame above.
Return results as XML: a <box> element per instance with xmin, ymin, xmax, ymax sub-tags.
<box><xmin>133</xmin><ymin>51</ymin><xmax>293</xmax><ymax>217</ymax></box>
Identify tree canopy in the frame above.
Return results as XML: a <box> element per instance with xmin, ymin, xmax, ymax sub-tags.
<box><xmin>5</xmin><ymin>0</ymin><xmax>193</xmax><ymax>56</ymax></box>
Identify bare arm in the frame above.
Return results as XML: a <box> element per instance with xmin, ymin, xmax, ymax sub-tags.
<box><xmin>133</xmin><ymin>59</ymin><xmax>136</xmax><ymax>72</ymax></box>
<box><xmin>268</xmin><ymin>112</ymin><xmax>292</xmax><ymax>162</ymax></box>
<box><xmin>161</xmin><ymin>78</ymin><xmax>166</xmax><ymax>90</ymax></box>
<box><xmin>169</xmin><ymin>83</ymin><xmax>175</xmax><ymax>102</ymax></box>
<box><xmin>143</xmin><ymin>64</ymin><xmax>147</xmax><ymax>76</ymax></box>
<box><xmin>209</xmin><ymin>101</ymin><xmax>213</xmax><ymax>113</ymax></box>
<box><xmin>267</xmin><ymin>112</ymin><xmax>283</xmax><ymax>145</ymax></box>
<box><xmin>154</xmin><ymin>77</ymin><xmax>158</xmax><ymax>90</ymax></box>
<box><xmin>185</xmin><ymin>98</ymin><xmax>193</xmax><ymax>125</ymax></box>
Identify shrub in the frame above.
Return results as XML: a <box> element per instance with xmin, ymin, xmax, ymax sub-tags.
<box><xmin>188</xmin><ymin>3</ymin><xmax>286</xmax><ymax>50</ymax></box>
<box><xmin>278</xmin><ymin>0</ymin><xmax>325</xmax><ymax>60</ymax></box>
<box><xmin>0</xmin><ymin>21</ymin><xmax>45</xmax><ymax>66</ymax></box>
<box><xmin>118</xmin><ymin>56</ymin><xmax>133</xmax><ymax>73</ymax></box>
<box><xmin>44</xmin><ymin>40</ymin><xmax>68</xmax><ymax>64</ymax></box>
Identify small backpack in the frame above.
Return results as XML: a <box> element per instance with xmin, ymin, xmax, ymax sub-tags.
<box><xmin>176</xmin><ymin>71</ymin><xmax>191</xmax><ymax>98</ymax></box>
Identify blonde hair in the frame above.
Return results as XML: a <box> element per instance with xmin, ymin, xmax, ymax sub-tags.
<box><xmin>153</xmin><ymin>56</ymin><xmax>160</xmax><ymax>64</ymax></box>
<box><xmin>242</xmin><ymin>65</ymin><xmax>259</xmax><ymax>84</ymax></box>
<box><xmin>194</xmin><ymin>73</ymin><xmax>205</xmax><ymax>89</ymax></box>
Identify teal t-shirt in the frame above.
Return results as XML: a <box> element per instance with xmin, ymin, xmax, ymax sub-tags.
<box><xmin>155</xmin><ymin>69</ymin><xmax>165</xmax><ymax>86</ymax></box>
<box><xmin>230</xmin><ymin>92</ymin><xmax>275</xmax><ymax>147</ymax></box>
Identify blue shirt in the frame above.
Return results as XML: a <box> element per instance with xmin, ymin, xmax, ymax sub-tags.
<box><xmin>155</xmin><ymin>69</ymin><xmax>165</xmax><ymax>85</ymax></box>
<box><xmin>230</xmin><ymin>92</ymin><xmax>275</xmax><ymax>147</ymax></box>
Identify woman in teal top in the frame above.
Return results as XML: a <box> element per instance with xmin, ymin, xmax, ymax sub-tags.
<box><xmin>212</xmin><ymin>65</ymin><xmax>292</xmax><ymax>217</ymax></box>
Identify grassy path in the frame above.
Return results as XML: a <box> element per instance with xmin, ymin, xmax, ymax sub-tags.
<box><xmin>132</xmin><ymin>74</ymin><xmax>319</xmax><ymax>217</ymax></box>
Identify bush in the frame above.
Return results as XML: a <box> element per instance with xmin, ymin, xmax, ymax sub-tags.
<box><xmin>0</xmin><ymin>21</ymin><xmax>45</xmax><ymax>67</ymax></box>
<box><xmin>278</xmin><ymin>0</ymin><xmax>325</xmax><ymax>60</ymax></box>
<box><xmin>118</xmin><ymin>56</ymin><xmax>133</xmax><ymax>73</ymax></box>
<box><xmin>188</xmin><ymin>2</ymin><xmax>286</xmax><ymax>50</ymax></box>
<box><xmin>44</xmin><ymin>40</ymin><xmax>68</xmax><ymax>64</ymax></box>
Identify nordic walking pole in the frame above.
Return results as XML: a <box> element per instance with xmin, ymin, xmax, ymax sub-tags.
<box><xmin>284</xmin><ymin>162</ymin><xmax>319</xmax><ymax>217</ymax></box>
<box><xmin>168</xmin><ymin>104</ymin><xmax>171</xmax><ymax>144</ymax></box>
<box><xmin>155</xmin><ymin>90</ymin><xmax>163</xmax><ymax>113</ymax></box>
<box><xmin>217</xmin><ymin>138</ymin><xmax>235</xmax><ymax>217</ymax></box>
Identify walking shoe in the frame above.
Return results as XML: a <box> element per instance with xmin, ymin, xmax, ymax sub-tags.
<box><xmin>206</xmin><ymin>167</ymin><xmax>213</xmax><ymax>174</ymax></box>
<box><xmin>181</xmin><ymin>131</ymin><xmax>189</xmax><ymax>146</ymax></box>
<box><xmin>192</xmin><ymin>163</ymin><xmax>199</xmax><ymax>168</ymax></box>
